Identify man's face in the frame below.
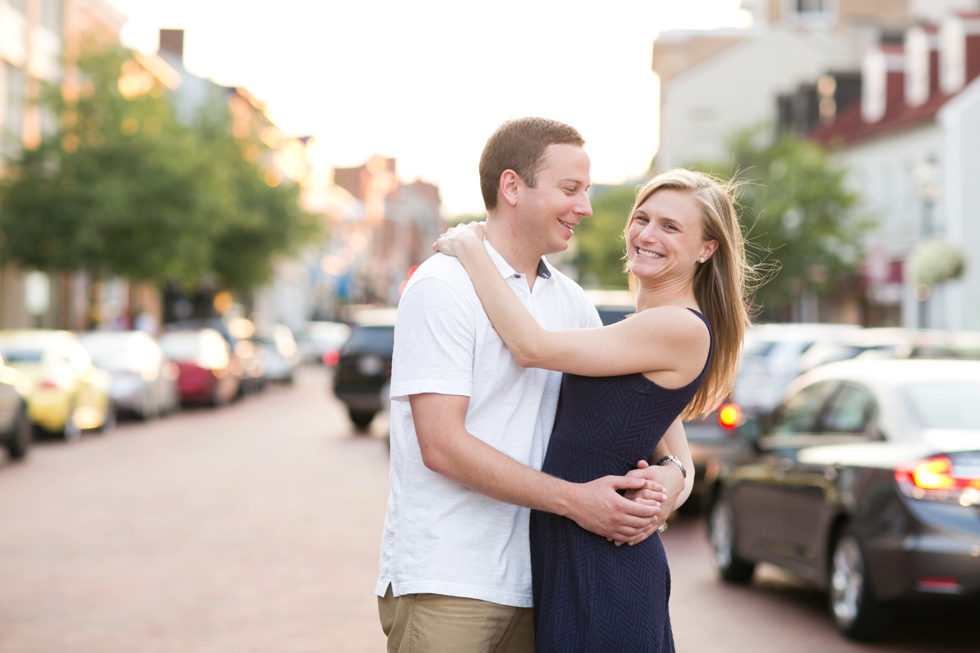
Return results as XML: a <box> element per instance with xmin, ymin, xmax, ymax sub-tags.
<box><xmin>515</xmin><ymin>144</ymin><xmax>592</xmax><ymax>256</ymax></box>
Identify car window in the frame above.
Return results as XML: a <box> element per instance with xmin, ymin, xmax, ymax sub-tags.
<box><xmin>768</xmin><ymin>381</ymin><xmax>837</xmax><ymax>435</ymax></box>
<box><xmin>903</xmin><ymin>382</ymin><xmax>980</xmax><ymax>430</ymax></box>
<box><xmin>0</xmin><ymin>347</ymin><xmax>42</xmax><ymax>362</ymax></box>
<box><xmin>344</xmin><ymin>326</ymin><xmax>394</xmax><ymax>354</ymax></box>
<box><xmin>596</xmin><ymin>308</ymin><xmax>632</xmax><ymax>326</ymax></box>
<box><xmin>819</xmin><ymin>383</ymin><xmax>876</xmax><ymax>434</ymax></box>
<box><xmin>66</xmin><ymin>339</ymin><xmax>92</xmax><ymax>373</ymax></box>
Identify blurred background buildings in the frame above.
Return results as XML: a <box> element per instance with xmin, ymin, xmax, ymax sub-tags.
<box><xmin>0</xmin><ymin>2</ymin><xmax>443</xmax><ymax>334</ymax></box>
<box><xmin>653</xmin><ymin>0</ymin><xmax>980</xmax><ymax>329</ymax></box>
<box><xmin>0</xmin><ymin>0</ymin><xmax>978</xmax><ymax>333</ymax></box>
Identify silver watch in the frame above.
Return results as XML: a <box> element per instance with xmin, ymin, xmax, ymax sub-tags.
<box><xmin>655</xmin><ymin>455</ymin><xmax>687</xmax><ymax>479</ymax></box>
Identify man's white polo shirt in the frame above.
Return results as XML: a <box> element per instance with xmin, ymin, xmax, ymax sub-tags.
<box><xmin>376</xmin><ymin>241</ymin><xmax>601</xmax><ymax>608</ymax></box>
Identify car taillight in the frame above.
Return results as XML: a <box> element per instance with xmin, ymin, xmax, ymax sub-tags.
<box><xmin>323</xmin><ymin>350</ymin><xmax>340</xmax><ymax>366</ymax></box>
<box><xmin>895</xmin><ymin>455</ymin><xmax>980</xmax><ymax>506</ymax></box>
<box><xmin>717</xmin><ymin>403</ymin><xmax>742</xmax><ymax>429</ymax></box>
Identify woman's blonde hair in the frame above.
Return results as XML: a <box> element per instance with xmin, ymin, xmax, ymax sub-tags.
<box><xmin>623</xmin><ymin>169</ymin><xmax>751</xmax><ymax>420</ymax></box>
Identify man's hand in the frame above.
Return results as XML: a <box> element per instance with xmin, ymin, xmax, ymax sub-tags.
<box><xmin>564</xmin><ymin>475</ymin><xmax>663</xmax><ymax>544</ymax></box>
<box><xmin>623</xmin><ymin>459</ymin><xmax>685</xmax><ymax>545</ymax></box>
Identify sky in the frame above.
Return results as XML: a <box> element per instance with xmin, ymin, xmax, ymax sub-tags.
<box><xmin>107</xmin><ymin>0</ymin><xmax>752</xmax><ymax>215</ymax></box>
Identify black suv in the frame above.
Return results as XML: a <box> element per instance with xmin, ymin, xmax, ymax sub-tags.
<box><xmin>332</xmin><ymin>309</ymin><xmax>396</xmax><ymax>430</ymax></box>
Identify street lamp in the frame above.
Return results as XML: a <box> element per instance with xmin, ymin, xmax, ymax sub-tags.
<box><xmin>912</xmin><ymin>158</ymin><xmax>940</xmax><ymax>327</ymax></box>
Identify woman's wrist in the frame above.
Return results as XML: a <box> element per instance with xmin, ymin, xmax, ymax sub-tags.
<box><xmin>456</xmin><ymin>234</ymin><xmax>483</xmax><ymax>262</ymax></box>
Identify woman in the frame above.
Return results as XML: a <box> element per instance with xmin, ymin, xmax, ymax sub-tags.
<box><xmin>434</xmin><ymin>169</ymin><xmax>750</xmax><ymax>653</ymax></box>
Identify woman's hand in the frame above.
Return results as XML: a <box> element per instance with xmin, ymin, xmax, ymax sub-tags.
<box><xmin>433</xmin><ymin>221</ymin><xmax>485</xmax><ymax>258</ymax></box>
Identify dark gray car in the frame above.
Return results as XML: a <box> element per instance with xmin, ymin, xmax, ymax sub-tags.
<box><xmin>704</xmin><ymin>359</ymin><xmax>980</xmax><ymax>641</ymax></box>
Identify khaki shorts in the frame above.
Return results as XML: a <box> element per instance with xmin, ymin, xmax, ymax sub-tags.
<box><xmin>378</xmin><ymin>584</ymin><xmax>534</xmax><ymax>653</ymax></box>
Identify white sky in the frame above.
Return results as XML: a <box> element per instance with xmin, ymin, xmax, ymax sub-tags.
<box><xmin>107</xmin><ymin>0</ymin><xmax>752</xmax><ymax>215</ymax></box>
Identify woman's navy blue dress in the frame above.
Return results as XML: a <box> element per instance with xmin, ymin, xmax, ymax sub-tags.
<box><xmin>530</xmin><ymin>309</ymin><xmax>711</xmax><ymax>653</ymax></box>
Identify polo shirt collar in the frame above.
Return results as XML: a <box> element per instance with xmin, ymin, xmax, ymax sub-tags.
<box><xmin>484</xmin><ymin>240</ymin><xmax>554</xmax><ymax>281</ymax></box>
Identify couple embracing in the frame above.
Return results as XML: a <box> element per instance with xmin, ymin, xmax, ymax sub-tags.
<box><xmin>376</xmin><ymin>117</ymin><xmax>749</xmax><ymax>653</ymax></box>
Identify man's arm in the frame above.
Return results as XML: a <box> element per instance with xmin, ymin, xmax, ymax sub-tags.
<box><xmin>411</xmin><ymin>393</ymin><xmax>665</xmax><ymax>544</ymax></box>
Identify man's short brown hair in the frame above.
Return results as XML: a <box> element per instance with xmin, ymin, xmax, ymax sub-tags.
<box><xmin>479</xmin><ymin>117</ymin><xmax>585</xmax><ymax>210</ymax></box>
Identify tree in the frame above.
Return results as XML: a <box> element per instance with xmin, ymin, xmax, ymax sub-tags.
<box><xmin>0</xmin><ymin>45</ymin><xmax>317</xmax><ymax>295</ymax></box>
<box><xmin>574</xmin><ymin>185</ymin><xmax>635</xmax><ymax>288</ymax></box>
<box><xmin>695</xmin><ymin>129</ymin><xmax>869</xmax><ymax>313</ymax></box>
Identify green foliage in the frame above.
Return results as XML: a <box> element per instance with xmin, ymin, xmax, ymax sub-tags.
<box><xmin>692</xmin><ymin>128</ymin><xmax>869</xmax><ymax>308</ymax></box>
<box><xmin>450</xmin><ymin>212</ymin><xmax>487</xmax><ymax>226</ymax></box>
<box><xmin>574</xmin><ymin>185</ymin><xmax>635</xmax><ymax>288</ymax></box>
<box><xmin>0</xmin><ymin>45</ymin><xmax>318</xmax><ymax>292</ymax></box>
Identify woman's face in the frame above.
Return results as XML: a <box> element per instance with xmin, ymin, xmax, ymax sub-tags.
<box><xmin>626</xmin><ymin>189</ymin><xmax>718</xmax><ymax>283</ymax></box>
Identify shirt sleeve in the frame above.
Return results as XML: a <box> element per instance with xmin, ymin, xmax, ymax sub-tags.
<box><xmin>574</xmin><ymin>287</ymin><xmax>603</xmax><ymax>329</ymax></box>
<box><xmin>389</xmin><ymin>277</ymin><xmax>476</xmax><ymax>401</ymax></box>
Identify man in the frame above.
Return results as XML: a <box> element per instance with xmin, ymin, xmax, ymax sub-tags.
<box><xmin>377</xmin><ymin>117</ymin><xmax>690</xmax><ymax>652</ymax></box>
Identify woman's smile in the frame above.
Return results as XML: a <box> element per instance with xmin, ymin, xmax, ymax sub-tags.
<box><xmin>634</xmin><ymin>248</ymin><xmax>665</xmax><ymax>260</ymax></box>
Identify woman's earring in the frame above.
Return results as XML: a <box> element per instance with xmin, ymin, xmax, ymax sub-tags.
<box><xmin>699</xmin><ymin>257</ymin><xmax>705</xmax><ymax>263</ymax></box>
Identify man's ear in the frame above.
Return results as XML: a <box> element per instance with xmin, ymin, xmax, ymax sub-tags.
<box><xmin>499</xmin><ymin>170</ymin><xmax>520</xmax><ymax>207</ymax></box>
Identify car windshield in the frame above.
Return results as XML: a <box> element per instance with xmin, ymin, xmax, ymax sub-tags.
<box><xmin>158</xmin><ymin>333</ymin><xmax>202</xmax><ymax>361</ymax></box>
<box><xmin>743</xmin><ymin>340</ymin><xmax>776</xmax><ymax>359</ymax></box>
<box><xmin>596</xmin><ymin>308</ymin><xmax>632</xmax><ymax>326</ymax></box>
<box><xmin>0</xmin><ymin>347</ymin><xmax>43</xmax><ymax>362</ymax></box>
<box><xmin>904</xmin><ymin>382</ymin><xmax>980</xmax><ymax>430</ymax></box>
<box><xmin>344</xmin><ymin>326</ymin><xmax>394</xmax><ymax>353</ymax></box>
<box><xmin>81</xmin><ymin>336</ymin><xmax>137</xmax><ymax>370</ymax></box>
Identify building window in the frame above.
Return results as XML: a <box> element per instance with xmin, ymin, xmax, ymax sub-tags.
<box><xmin>40</xmin><ymin>0</ymin><xmax>64</xmax><ymax>35</ymax></box>
<box><xmin>4</xmin><ymin>62</ymin><xmax>26</xmax><ymax>143</ymax></box>
<box><xmin>786</xmin><ymin>0</ymin><xmax>834</xmax><ymax>24</ymax></box>
<box><xmin>793</xmin><ymin>0</ymin><xmax>829</xmax><ymax>14</ymax></box>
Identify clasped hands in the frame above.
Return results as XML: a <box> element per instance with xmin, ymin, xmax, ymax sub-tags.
<box><xmin>568</xmin><ymin>460</ymin><xmax>682</xmax><ymax>547</ymax></box>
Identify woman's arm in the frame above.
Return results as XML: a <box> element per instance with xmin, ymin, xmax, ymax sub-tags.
<box><xmin>440</xmin><ymin>229</ymin><xmax>709</xmax><ymax>380</ymax></box>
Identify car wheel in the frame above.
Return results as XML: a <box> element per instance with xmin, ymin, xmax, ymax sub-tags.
<box><xmin>141</xmin><ymin>392</ymin><xmax>159</xmax><ymax>421</ymax></box>
<box><xmin>349</xmin><ymin>408</ymin><xmax>376</xmax><ymax>431</ymax></box>
<box><xmin>4</xmin><ymin>407</ymin><xmax>32</xmax><ymax>460</ymax></box>
<box><xmin>212</xmin><ymin>385</ymin><xmax>228</xmax><ymax>408</ymax></box>
<box><xmin>62</xmin><ymin>417</ymin><xmax>82</xmax><ymax>442</ymax></box>
<box><xmin>141</xmin><ymin>404</ymin><xmax>159</xmax><ymax>421</ymax></box>
<box><xmin>99</xmin><ymin>404</ymin><xmax>117</xmax><ymax>433</ymax></box>
<box><xmin>829</xmin><ymin>527</ymin><xmax>894</xmax><ymax>641</ymax></box>
<box><xmin>708</xmin><ymin>492</ymin><xmax>756</xmax><ymax>584</ymax></box>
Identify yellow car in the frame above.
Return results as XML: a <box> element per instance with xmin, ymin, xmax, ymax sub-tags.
<box><xmin>0</xmin><ymin>330</ymin><xmax>114</xmax><ymax>440</ymax></box>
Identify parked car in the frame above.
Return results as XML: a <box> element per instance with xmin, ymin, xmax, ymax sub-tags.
<box><xmin>333</xmin><ymin>308</ymin><xmax>396</xmax><ymax>430</ymax></box>
<box><xmin>582</xmin><ymin>289</ymin><xmax>636</xmax><ymax>326</ymax></box>
<box><xmin>253</xmin><ymin>324</ymin><xmax>301</xmax><ymax>383</ymax></box>
<box><xmin>797</xmin><ymin>328</ymin><xmax>980</xmax><ymax>372</ymax></box>
<box><xmin>703</xmin><ymin>359</ymin><xmax>980</xmax><ymax>641</ymax></box>
<box><xmin>297</xmin><ymin>321</ymin><xmax>351</xmax><ymax>365</ymax></box>
<box><xmin>79</xmin><ymin>331</ymin><xmax>180</xmax><ymax>420</ymax></box>
<box><xmin>169</xmin><ymin>319</ymin><xmax>264</xmax><ymax>395</ymax></box>
<box><xmin>157</xmin><ymin>329</ymin><xmax>241</xmax><ymax>407</ymax></box>
<box><xmin>733</xmin><ymin>323</ymin><xmax>863</xmax><ymax>414</ymax></box>
<box><xmin>0</xmin><ymin>330</ymin><xmax>114</xmax><ymax>440</ymax></box>
<box><xmin>0</xmin><ymin>354</ymin><xmax>33</xmax><ymax>459</ymax></box>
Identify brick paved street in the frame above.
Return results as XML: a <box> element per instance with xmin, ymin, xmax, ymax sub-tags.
<box><xmin>0</xmin><ymin>367</ymin><xmax>390</xmax><ymax>653</ymax></box>
<box><xmin>663</xmin><ymin>518</ymin><xmax>976</xmax><ymax>653</ymax></box>
<box><xmin>0</xmin><ymin>366</ymin><xmax>974</xmax><ymax>652</ymax></box>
